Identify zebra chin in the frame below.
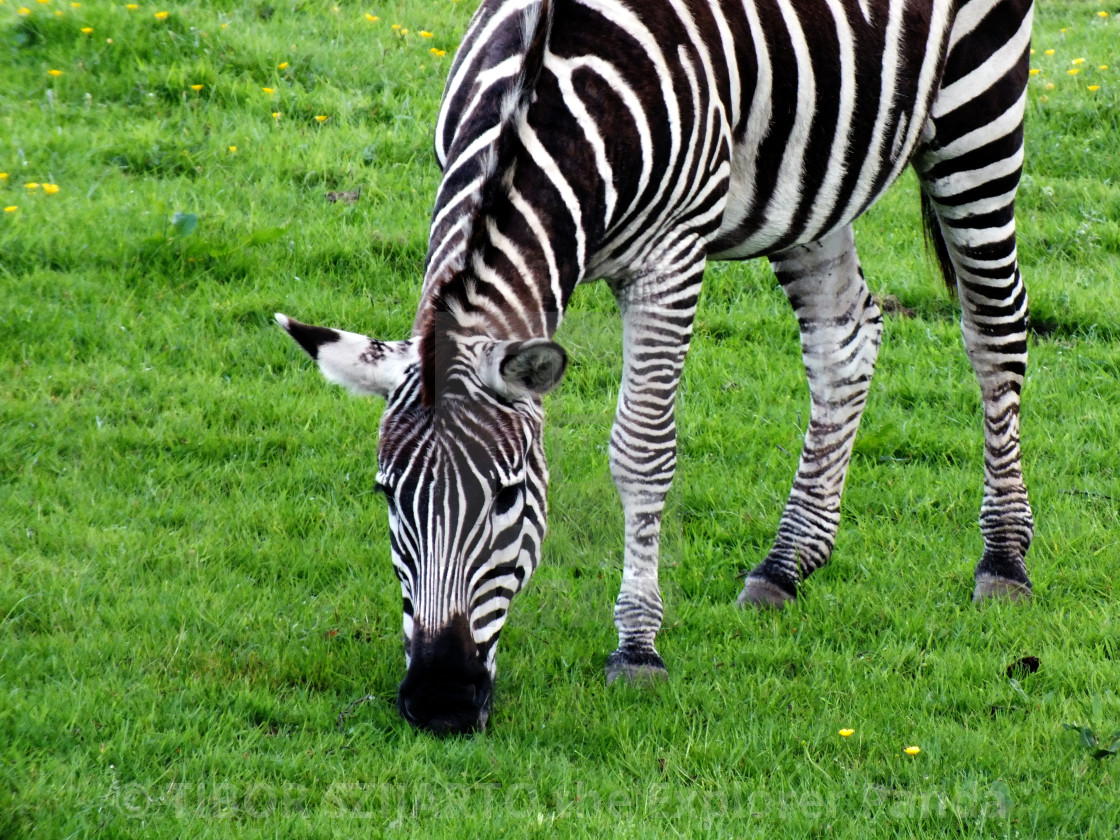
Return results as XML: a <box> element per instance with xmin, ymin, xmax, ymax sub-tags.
<box><xmin>396</xmin><ymin>614</ymin><xmax>493</xmax><ymax>735</ymax></box>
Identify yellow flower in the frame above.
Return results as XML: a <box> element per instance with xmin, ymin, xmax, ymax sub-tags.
<box><xmin>1030</xmin><ymin>48</ymin><xmax>1035</xmax><ymax>55</ymax></box>
<box><xmin>25</xmin><ymin>182</ymin><xmax>40</xmax><ymax>190</ymax></box>
<box><xmin>1088</xmin><ymin>84</ymin><xmax>1101</xmax><ymax>91</ymax></box>
<box><xmin>365</xmin><ymin>13</ymin><xmax>378</xmax><ymax>22</ymax></box>
<box><xmin>126</xmin><ymin>3</ymin><xmax>138</xmax><ymax>9</ymax></box>
<box><xmin>47</xmin><ymin>69</ymin><xmax>63</xmax><ymax>76</ymax></box>
<box><xmin>315</xmin><ymin>114</ymin><xmax>328</xmax><ymax>122</ymax></box>
<box><xmin>228</xmin><ymin>145</ymin><xmax>237</xmax><ymax>153</ymax></box>
<box><xmin>904</xmin><ymin>746</ymin><xmax>921</xmax><ymax>755</ymax></box>
<box><xmin>272</xmin><ymin>111</ymin><xmax>281</xmax><ymax>119</ymax></box>
<box><xmin>277</xmin><ymin>61</ymin><xmax>289</xmax><ymax>69</ymax></box>
<box><xmin>1072</xmin><ymin>57</ymin><xmax>1086</xmax><ymax>65</ymax></box>
<box><xmin>17</xmin><ymin>6</ymin><xmax>30</xmax><ymax>15</ymax></box>
<box><xmin>1045</xmin><ymin>48</ymin><xmax>1055</xmax><ymax>55</ymax></box>
<box><xmin>1039</xmin><ymin>94</ymin><xmax>1049</xmax><ymax>102</ymax></box>
<box><xmin>0</xmin><ymin>173</ymin><xmax>7</xmax><ymax>181</ymax></box>
<box><xmin>1045</xmin><ymin>82</ymin><xmax>1055</xmax><ymax>89</ymax></box>
<box><xmin>72</xmin><ymin>2</ymin><xmax>82</xmax><ymax>6</ymax></box>
<box><xmin>262</xmin><ymin>87</ymin><xmax>275</xmax><ymax>94</ymax></box>
<box><xmin>1098</xmin><ymin>10</ymin><xmax>1109</xmax><ymax>17</ymax></box>
<box><xmin>1099</xmin><ymin>65</ymin><xmax>1109</xmax><ymax>70</ymax></box>
<box><xmin>430</xmin><ymin>47</ymin><xmax>446</xmax><ymax>57</ymax></box>
<box><xmin>190</xmin><ymin>84</ymin><xmax>203</xmax><ymax>91</ymax></box>
<box><xmin>43</xmin><ymin>183</ymin><xmax>60</xmax><ymax>194</ymax></box>
<box><xmin>1068</xmin><ymin>68</ymin><xmax>1080</xmax><ymax>75</ymax></box>
<box><xmin>81</xmin><ymin>26</ymin><xmax>92</xmax><ymax>33</ymax></box>
<box><xmin>838</xmin><ymin>729</ymin><xmax>855</xmax><ymax>737</ymax></box>
<box><xmin>220</xmin><ymin>23</ymin><xmax>227</xmax><ymax>29</ymax></box>
<box><xmin>4</xmin><ymin>206</ymin><xmax>17</xmax><ymax>213</ymax></box>
<box><xmin>391</xmin><ymin>23</ymin><xmax>400</xmax><ymax>30</ymax></box>
<box><xmin>420</xmin><ymin>30</ymin><xmax>433</xmax><ymax>38</ymax></box>
<box><xmin>36</xmin><ymin>0</ymin><xmax>49</xmax><ymax>4</ymax></box>
<box><xmin>400</xmin><ymin>28</ymin><xmax>408</xmax><ymax>35</ymax></box>
<box><xmin>1029</xmin><ymin>68</ymin><xmax>1040</xmax><ymax>75</ymax></box>
<box><xmin>154</xmin><ymin>10</ymin><xmax>168</xmax><ymax>20</ymax></box>
<box><xmin>54</xmin><ymin>8</ymin><xmax>62</xmax><ymax>14</ymax></box>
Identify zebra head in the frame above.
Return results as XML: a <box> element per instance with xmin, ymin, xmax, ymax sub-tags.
<box><xmin>275</xmin><ymin>313</ymin><xmax>566</xmax><ymax>734</ymax></box>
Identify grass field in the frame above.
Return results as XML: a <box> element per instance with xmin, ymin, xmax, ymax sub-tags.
<box><xmin>2</xmin><ymin>0</ymin><xmax>1119</xmax><ymax>837</ymax></box>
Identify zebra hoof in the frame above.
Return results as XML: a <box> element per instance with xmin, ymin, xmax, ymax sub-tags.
<box><xmin>604</xmin><ymin>648</ymin><xmax>668</xmax><ymax>686</ymax></box>
<box><xmin>737</xmin><ymin>576</ymin><xmax>796</xmax><ymax>609</ymax></box>
<box><xmin>973</xmin><ymin>573</ymin><xmax>1032</xmax><ymax>603</ymax></box>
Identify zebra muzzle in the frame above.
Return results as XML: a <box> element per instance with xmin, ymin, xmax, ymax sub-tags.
<box><xmin>397</xmin><ymin>616</ymin><xmax>492</xmax><ymax>735</ymax></box>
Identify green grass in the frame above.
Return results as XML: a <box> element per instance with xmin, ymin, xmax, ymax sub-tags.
<box><xmin>2</xmin><ymin>1</ymin><xmax>1119</xmax><ymax>837</ymax></box>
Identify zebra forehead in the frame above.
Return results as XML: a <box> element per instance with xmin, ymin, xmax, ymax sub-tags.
<box><xmin>379</xmin><ymin>392</ymin><xmax>536</xmax><ymax>477</ymax></box>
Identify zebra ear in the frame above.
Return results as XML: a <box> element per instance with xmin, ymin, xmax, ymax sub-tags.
<box><xmin>480</xmin><ymin>338</ymin><xmax>568</xmax><ymax>399</ymax></box>
<box><xmin>275</xmin><ymin>313</ymin><xmax>415</xmax><ymax>398</ymax></box>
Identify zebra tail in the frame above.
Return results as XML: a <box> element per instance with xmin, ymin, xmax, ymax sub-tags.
<box><xmin>920</xmin><ymin>190</ymin><xmax>957</xmax><ymax>298</ymax></box>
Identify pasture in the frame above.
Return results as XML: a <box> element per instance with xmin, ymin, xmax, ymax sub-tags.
<box><xmin>2</xmin><ymin>0</ymin><xmax>1119</xmax><ymax>836</ymax></box>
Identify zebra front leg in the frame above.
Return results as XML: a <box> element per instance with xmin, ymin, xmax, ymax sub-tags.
<box><xmin>604</xmin><ymin>265</ymin><xmax>702</xmax><ymax>685</ymax></box>
<box><xmin>740</xmin><ymin>226</ymin><xmax>882</xmax><ymax>608</ymax></box>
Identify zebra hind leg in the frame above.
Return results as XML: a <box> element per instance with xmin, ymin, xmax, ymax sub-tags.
<box><xmin>739</xmin><ymin>225</ymin><xmax>882</xmax><ymax>608</ymax></box>
<box><xmin>913</xmin><ymin>0</ymin><xmax>1035</xmax><ymax>601</ymax></box>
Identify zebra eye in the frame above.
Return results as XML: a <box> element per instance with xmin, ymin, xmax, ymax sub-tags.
<box><xmin>492</xmin><ymin>483</ymin><xmax>522</xmax><ymax>515</ymax></box>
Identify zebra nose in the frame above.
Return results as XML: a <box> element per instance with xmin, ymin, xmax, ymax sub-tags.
<box><xmin>397</xmin><ymin>617</ymin><xmax>492</xmax><ymax>735</ymax></box>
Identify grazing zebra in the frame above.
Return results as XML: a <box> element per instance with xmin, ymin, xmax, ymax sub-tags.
<box><xmin>277</xmin><ymin>0</ymin><xmax>1035</xmax><ymax>734</ymax></box>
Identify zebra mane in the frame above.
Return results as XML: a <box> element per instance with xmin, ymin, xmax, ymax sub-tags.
<box><xmin>418</xmin><ymin>0</ymin><xmax>555</xmax><ymax>408</ymax></box>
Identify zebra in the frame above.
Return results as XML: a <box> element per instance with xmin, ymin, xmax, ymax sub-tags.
<box><xmin>276</xmin><ymin>0</ymin><xmax>1036</xmax><ymax>734</ymax></box>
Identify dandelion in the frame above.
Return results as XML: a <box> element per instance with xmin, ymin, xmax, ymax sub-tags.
<box><xmin>839</xmin><ymin>729</ymin><xmax>855</xmax><ymax>737</ymax></box>
<box><xmin>262</xmin><ymin>87</ymin><xmax>275</xmax><ymax>94</ymax></box>
<box><xmin>25</xmin><ymin>182</ymin><xmax>40</xmax><ymax>190</ymax></box>
<box><xmin>0</xmin><ymin>173</ymin><xmax>7</xmax><ymax>181</ymax></box>
<box><xmin>190</xmin><ymin>84</ymin><xmax>203</xmax><ymax>91</ymax></box>
<box><xmin>154</xmin><ymin>10</ymin><xmax>168</xmax><ymax>20</ymax></box>
<box><xmin>54</xmin><ymin>8</ymin><xmax>62</xmax><ymax>14</ymax></box>
<box><xmin>1088</xmin><ymin>84</ymin><xmax>1101</xmax><ymax>91</ymax></box>
<box><xmin>1099</xmin><ymin>65</ymin><xmax>1109</xmax><ymax>70</ymax></box>
<box><xmin>277</xmin><ymin>61</ymin><xmax>289</xmax><ymax>69</ymax></box>
<box><xmin>420</xmin><ymin>30</ymin><xmax>433</xmax><ymax>38</ymax></box>
<box><xmin>17</xmin><ymin>7</ymin><xmax>30</xmax><ymax>15</ymax></box>
<box><xmin>1068</xmin><ymin>68</ymin><xmax>1080</xmax><ymax>75</ymax></box>
<box><xmin>1045</xmin><ymin>82</ymin><xmax>1055</xmax><ymax>89</ymax></box>
<box><xmin>228</xmin><ymin>145</ymin><xmax>237</xmax><ymax>153</ymax></box>
<box><xmin>400</xmin><ymin>28</ymin><xmax>408</xmax><ymax>35</ymax></box>
<box><xmin>72</xmin><ymin>1</ymin><xmax>82</xmax><ymax>6</ymax></box>
<box><xmin>904</xmin><ymin>746</ymin><xmax>921</xmax><ymax>755</ymax></box>
<box><xmin>1072</xmin><ymin>57</ymin><xmax>1086</xmax><ymax>65</ymax></box>
<box><xmin>1030</xmin><ymin>48</ymin><xmax>1035</xmax><ymax>55</ymax></box>
<box><xmin>4</xmin><ymin>206</ymin><xmax>17</xmax><ymax>213</ymax></box>
<box><xmin>36</xmin><ymin>0</ymin><xmax>49</xmax><ymax>4</ymax></box>
<box><xmin>126</xmin><ymin>3</ymin><xmax>138</xmax><ymax>9</ymax></box>
<box><xmin>1045</xmin><ymin>48</ymin><xmax>1055</xmax><ymax>55</ymax></box>
<box><xmin>315</xmin><ymin>114</ymin><xmax>328</xmax><ymax>122</ymax></box>
<box><xmin>81</xmin><ymin>26</ymin><xmax>92</xmax><ymax>33</ymax></box>
<box><xmin>1029</xmin><ymin>68</ymin><xmax>1040</xmax><ymax>75</ymax></box>
<box><xmin>391</xmin><ymin>23</ymin><xmax>400</xmax><ymax>30</ymax></box>
<box><xmin>272</xmin><ymin>111</ymin><xmax>281</xmax><ymax>119</ymax></box>
<box><xmin>48</xmin><ymin>69</ymin><xmax>63</xmax><ymax>77</ymax></box>
<box><xmin>1098</xmin><ymin>10</ymin><xmax>1109</xmax><ymax>17</ymax></box>
<box><xmin>43</xmin><ymin>183</ymin><xmax>59</xmax><ymax>194</ymax></box>
<box><xmin>220</xmin><ymin>23</ymin><xmax>228</xmax><ymax>29</ymax></box>
<box><xmin>365</xmin><ymin>13</ymin><xmax>378</xmax><ymax>22</ymax></box>
<box><xmin>430</xmin><ymin>47</ymin><xmax>446</xmax><ymax>57</ymax></box>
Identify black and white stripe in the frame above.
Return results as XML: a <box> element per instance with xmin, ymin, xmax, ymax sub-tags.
<box><xmin>278</xmin><ymin>0</ymin><xmax>1036</xmax><ymax>731</ymax></box>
